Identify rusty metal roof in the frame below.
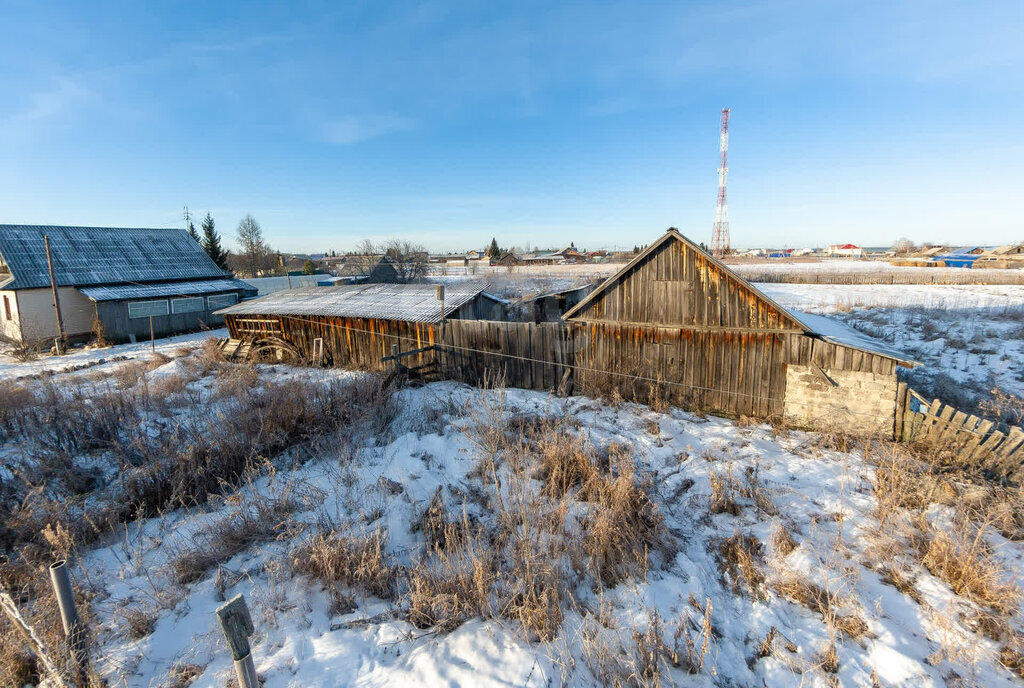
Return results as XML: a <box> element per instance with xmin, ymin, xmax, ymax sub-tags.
<box><xmin>80</xmin><ymin>278</ymin><xmax>256</xmax><ymax>302</ymax></box>
<box><xmin>213</xmin><ymin>283</ymin><xmax>487</xmax><ymax>323</ymax></box>
<box><xmin>0</xmin><ymin>225</ymin><xmax>229</xmax><ymax>290</ymax></box>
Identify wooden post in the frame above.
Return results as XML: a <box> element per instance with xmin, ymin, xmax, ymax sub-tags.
<box><xmin>216</xmin><ymin>594</ymin><xmax>258</xmax><ymax>688</ymax></box>
<box><xmin>149</xmin><ymin>315</ymin><xmax>155</xmax><ymax>352</ymax></box>
<box><xmin>894</xmin><ymin>382</ymin><xmax>908</xmax><ymax>442</ymax></box>
<box><xmin>48</xmin><ymin>560</ymin><xmax>87</xmax><ymax>681</ymax></box>
<box><xmin>43</xmin><ymin>235</ymin><xmax>66</xmax><ymax>354</ymax></box>
<box><xmin>436</xmin><ymin>284</ymin><xmax>445</xmax><ymax>323</ymax></box>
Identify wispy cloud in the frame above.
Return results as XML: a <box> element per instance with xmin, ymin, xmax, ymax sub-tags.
<box><xmin>320</xmin><ymin>114</ymin><xmax>415</xmax><ymax>145</ymax></box>
<box><xmin>2</xmin><ymin>77</ymin><xmax>93</xmax><ymax>128</ymax></box>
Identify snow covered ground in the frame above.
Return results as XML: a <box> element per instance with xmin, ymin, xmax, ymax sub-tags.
<box><xmin>1</xmin><ymin>344</ymin><xmax>1022</xmax><ymax>687</ymax></box>
<box><xmin>758</xmin><ymin>283</ymin><xmax>1024</xmax><ymax>313</ymax></box>
<box><xmin>754</xmin><ymin>283</ymin><xmax>1024</xmax><ymax>421</ymax></box>
<box><xmin>0</xmin><ymin>328</ymin><xmax>228</xmax><ymax>380</ymax></box>
<box><xmin>3</xmin><ymin>282</ymin><xmax>1024</xmax><ymax>688</ymax></box>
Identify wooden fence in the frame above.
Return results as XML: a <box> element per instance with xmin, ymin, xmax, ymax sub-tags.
<box><xmin>435</xmin><ymin>321</ymin><xmax>572</xmax><ymax>391</ymax></box>
<box><xmin>896</xmin><ymin>383</ymin><xmax>1024</xmax><ymax>472</ymax></box>
<box><xmin>732</xmin><ymin>269</ymin><xmax>1024</xmax><ymax>286</ymax></box>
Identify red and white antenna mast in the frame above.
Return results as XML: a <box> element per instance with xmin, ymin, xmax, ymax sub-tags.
<box><xmin>710</xmin><ymin>108</ymin><xmax>731</xmax><ymax>257</ymax></box>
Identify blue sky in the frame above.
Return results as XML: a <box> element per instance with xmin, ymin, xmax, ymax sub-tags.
<box><xmin>1</xmin><ymin>1</ymin><xmax>1022</xmax><ymax>253</ymax></box>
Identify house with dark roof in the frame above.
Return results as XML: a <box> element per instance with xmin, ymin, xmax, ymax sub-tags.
<box><xmin>332</xmin><ymin>255</ymin><xmax>400</xmax><ymax>284</ymax></box>
<box><xmin>0</xmin><ymin>225</ymin><xmax>255</xmax><ymax>345</ymax></box>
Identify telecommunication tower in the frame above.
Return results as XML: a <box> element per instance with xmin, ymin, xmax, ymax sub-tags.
<box><xmin>710</xmin><ymin>108</ymin><xmax>731</xmax><ymax>256</ymax></box>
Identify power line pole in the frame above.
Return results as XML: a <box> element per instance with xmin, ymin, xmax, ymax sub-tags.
<box><xmin>44</xmin><ymin>235</ymin><xmax>66</xmax><ymax>354</ymax></box>
<box><xmin>710</xmin><ymin>108</ymin><xmax>731</xmax><ymax>257</ymax></box>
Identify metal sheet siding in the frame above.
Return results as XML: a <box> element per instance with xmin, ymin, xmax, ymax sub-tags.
<box><xmin>80</xmin><ymin>278</ymin><xmax>254</xmax><ymax>301</ymax></box>
<box><xmin>0</xmin><ymin>225</ymin><xmax>229</xmax><ymax>290</ymax></box>
<box><xmin>215</xmin><ymin>283</ymin><xmax>483</xmax><ymax>324</ymax></box>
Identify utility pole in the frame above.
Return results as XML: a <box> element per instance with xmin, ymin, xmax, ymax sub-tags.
<box><xmin>44</xmin><ymin>235</ymin><xmax>66</xmax><ymax>354</ymax></box>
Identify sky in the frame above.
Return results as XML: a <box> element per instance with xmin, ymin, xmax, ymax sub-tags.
<box><xmin>0</xmin><ymin>1</ymin><xmax>1022</xmax><ymax>253</ymax></box>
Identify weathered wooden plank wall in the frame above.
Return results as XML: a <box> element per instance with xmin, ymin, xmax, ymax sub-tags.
<box><xmin>568</xmin><ymin>323</ymin><xmax>786</xmax><ymax>417</ymax></box>
<box><xmin>572</xmin><ymin>237</ymin><xmax>804</xmax><ymax>331</ymax></box>
<box><xmin>225</xmin><ymin>313</ymin><xmax>438</xmax><ymax>371</ymax></box>
<box><xmin>435</xmin><ymin>320</ymin><xmax>571</xmax><ymax>391</ymax></box>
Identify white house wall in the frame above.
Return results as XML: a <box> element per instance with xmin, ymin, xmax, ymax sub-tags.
<box><xmin>0</xmin><ymin>290</ymin><xmax>22</xmax><ymax>342</ymax></box>
<box><xmin>16</xmin><ymin>287</ymin><xmax>96</xmax><ymax>342</ymax></box>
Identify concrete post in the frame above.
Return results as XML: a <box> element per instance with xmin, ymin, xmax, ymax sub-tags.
<box><xmin>216</xmin><ymin>594</ymin><xmax>257</xmax><ymax>688</ymax></box>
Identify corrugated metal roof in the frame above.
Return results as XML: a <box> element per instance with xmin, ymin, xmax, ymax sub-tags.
<box><xmin>80</xmin><ymin>278</ymin><xmax>255</xmax><ymax>302</ymax></box>
<box><xmin>0</xmin><ymin>225</ymin><xmax>229</xmax><ymax>290</ymax></box>
<box><xmin>790</xmin><ymin>310</ymin><xmax>919</xmax><ymax>366</ymax></box>
<box><xmin>214</xmin><ymin>283</ymin><xmax>486</xmax><ymax>323</ymax></box>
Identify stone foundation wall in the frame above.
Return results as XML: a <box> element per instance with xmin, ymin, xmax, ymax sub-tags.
<box><xmin>784</xmin><ymin>364</ymin><xmax>898</xmax><ymax>437</ymax></box>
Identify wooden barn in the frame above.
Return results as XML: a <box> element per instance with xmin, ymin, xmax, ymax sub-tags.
<box><xmin>562</xmin><ymin>228</ymin><xmax>917</xmax><ymax>433</ymax></box>
<box><xmin>215</xmin><ymin>283</ymin><xmax>506</xmax><ymax>368</ymax></box>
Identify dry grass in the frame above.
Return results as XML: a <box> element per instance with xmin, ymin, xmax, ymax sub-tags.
<box><xmin>718</xmin><ymin>532</ymin><xmax>766</xmax><ymax>599</ymax></box>
<box><xmin>771</xmin><ymin>523</ymin><xmax>798</xmax><ymax>557</ymax></box>
<box><xmin>919</xmin><ymin>520</ymin><xmax>1021</xmax><ymax>615</ymax></box>
<box><xmin>709</xmin><ymin>469</ymin><xmax>740</xmax><ymax>516</ymax></box>
<box><xmin>117</xmin><ymin>603</ymin><xmax>158</xmax><ymax>639</ymax></box>
<box><xmin>169</xmin><ymin>480</ymin><xmax>313</xmax><ymax>585</ymax></box>
<box><xmin>773</xmin><ymin>575</ymin><xmax>868</xmax><ymax>641</ymax></box>
<box><xmin>581</xmin><ymin>601</ymin><xmax>716</xmax><ymax>687</ymax></box>
<box><xmin>291</xmin><ymin>528</ymin><xmax>398</xmax><ymax>602</ymax></box>
<box><xmin>582</xmin><ymin>453</ymin><xmax>664</xmax><ymax>587</ymax></box>
<box><xmin>406</xmin><ymin>528</ymin><xmax>495</xmax><ymax>633</ymax></box>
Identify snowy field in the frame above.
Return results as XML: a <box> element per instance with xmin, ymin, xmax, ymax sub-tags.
<box><xmin>1</xmin><ymin>284</ymin><xmax>1023</xmax><ymax>688</ymax></box>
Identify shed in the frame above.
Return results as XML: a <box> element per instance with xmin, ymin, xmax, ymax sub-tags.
<box><xmin>562</xmin><ymin>228</ymin><xmax>917</xmax><ymax>433</ymax></box>
<box><xmin>214</xmin><ymin>283</ymin><xmax>506</xmax><ymax>368</ymax></box>
<box><xmin>0</xmin><ymin>225</ymin><xmax>255</xmax><ymax>345</ymax></box>
<box><xmin>519</xmin><ymin>283</ymin><xmax>597</xmax><ymax>323</ymax></box>
<box><xmin>334</xmin><ymin>255</ymin><xmax>400</xmax><ymax>284</ymax></box>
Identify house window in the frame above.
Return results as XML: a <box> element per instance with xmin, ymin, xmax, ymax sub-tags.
<box><xmin>171</xmin><ymin>297</ymin><xmax>205</xmax><ymax>314</ymax></box>
<box><xmin>128</xmin><ymin>300</ymin><xmax>170</xmax><ymax>319</ymax></box>
<box><xmin>207</xmin><ymin>293</ymin><xmax>239</xmax><ymax>310</ymax></box>
<box><xmin>3</xmin><ymin>295</ymin><xmax>10</xmax><ymax>321</ymax></box>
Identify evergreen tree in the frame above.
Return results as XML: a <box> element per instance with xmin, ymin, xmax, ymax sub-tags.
<box><xmin>487</xmin><ymin>237</ymin><xmax>500</xmax><ymax>258</ymax></box>
<box><xmin>200</xmin><ymin>212</ymin><xmax>230</xmax><ymax>270</ymax></box>
<box><xmin>302</xmin><ymin>259</ymin><xmax>316</xmax><ymax>275</ymax></box>
<box><xmin>187</xmin><ymin>220</ymin><xmax>200</xmax><ymax>243</ymax></box>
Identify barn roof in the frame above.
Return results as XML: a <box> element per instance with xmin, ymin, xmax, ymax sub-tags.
<box><xmin>80</xmin><ymin>278</ymin><xmax>254</xmax><ymax>302</ymax></box>
<box><xmin>0</xmin><ymin>225</ymin><xmax>228</xmax><ymax>290</ymax></box>
<box><xmin>563</xmin><ymin>228</ymin><xmax>917</xmax><ymax>366</ymax></box>
<box><xmin>562</xmin><ymin>228</ymin><xmax>806</xmax><ymax>330</ymax></box>
<box><xmin>789</xmin><ymin>311</ymin><xmax>919</xmax><ymax>366</ymax></box>
<box><xmin>214</xmin><ymin>283</ymin><xmax>490</xmax><ymax>323</ymax></box>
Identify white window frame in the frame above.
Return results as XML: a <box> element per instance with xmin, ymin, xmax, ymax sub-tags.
<box><xmin>128</xmin><ymin>300</ymin><xmax>170</xmax><ymax>319</ymax></box>
<box><xmin>207</xmin><ymin>293</ymin><xmax>239</xmax><ymax>310</ymax></box>
<box><xmin>171</xmin><ymin>296</ymin><xmax>205</xmax><ymax>314</ymax></box>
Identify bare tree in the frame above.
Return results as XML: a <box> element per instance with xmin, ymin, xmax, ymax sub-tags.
<box><xmin>892</xmin><ymin>237</ymin><xmax>915</xmax><ymax>256</ymax></box>
<box><xmin>384</xmin><ymin>238</ymin><xmax>429</xmax><ymax>282</ymax></box>
<box><xmin>236</xmin><ymin>214</ymin><xmax>272</xmax><ymax>277</ymax></box>
<box><xmin>348</xmin><ymin>238</ymin><xmax>381</xmax><ymax>275</ymax></box>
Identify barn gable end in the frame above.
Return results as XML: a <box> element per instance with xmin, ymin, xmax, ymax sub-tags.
<box><xmin>562</xmin><ymin>229</ymin><xmax>804</xmax><ymax>331</ymax></box>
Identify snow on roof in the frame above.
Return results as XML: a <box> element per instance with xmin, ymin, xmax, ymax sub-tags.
<box><xmin>214</xmin><ymin>283</ymin><xmax>488</xmax><ymax>323</ymax></box>
<box><xmin>80</xmin><ymin>278</ymin><xmax>254</xmax><ymax>302</ymax></box>
<box><xmin>790</xmin><ymin>310</ymin><xmax>919</xmax><ymax>366</ymax></box>
<box><xmin>0</xmin><ymin>225</ymin><xmax>228</xmax><ymax>290</ymax></box>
